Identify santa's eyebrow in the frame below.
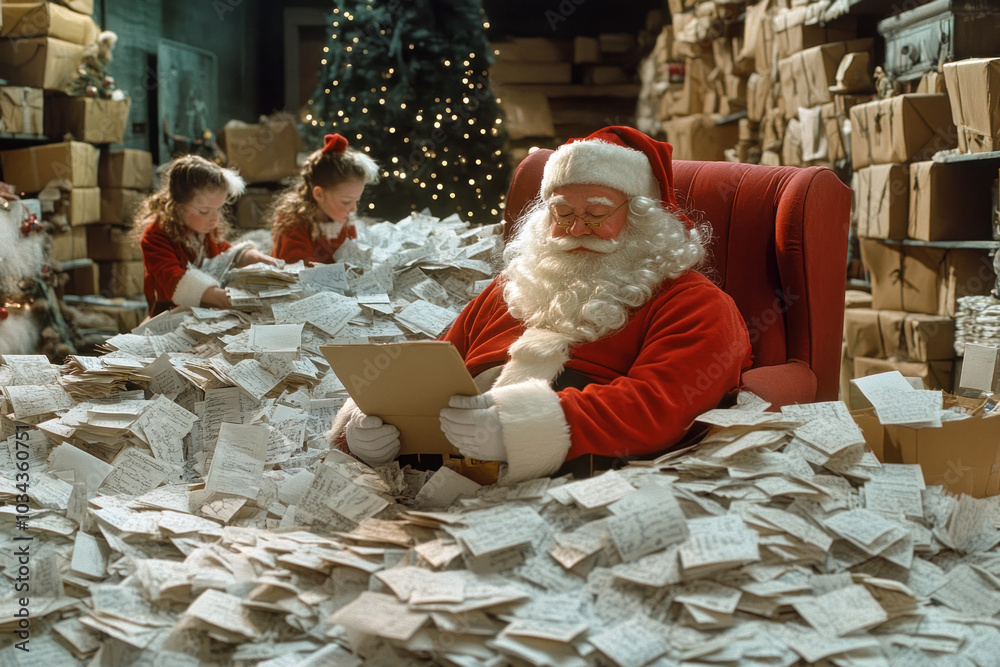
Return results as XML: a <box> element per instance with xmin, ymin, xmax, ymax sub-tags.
<box><xmin>548</xmin><ymin>195</ymin><xmax>570</xmax><ymax>206</ymax></box>
<box><xmin>586</xmin><ymin>197</ymin><xmax>616</xmax><ymax>206</ymax></box>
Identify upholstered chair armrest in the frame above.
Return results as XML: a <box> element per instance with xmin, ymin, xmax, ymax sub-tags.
<box><xmin>740</xmin><ymin>360</ymin><xmax>818</xmax><ymax>409</ymax></box>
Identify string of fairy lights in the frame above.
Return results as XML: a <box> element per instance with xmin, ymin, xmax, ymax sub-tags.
<box><xmin>301</xmin><ymin>4</ymin><xmax>509</xmax><ymax>223</ymax></box>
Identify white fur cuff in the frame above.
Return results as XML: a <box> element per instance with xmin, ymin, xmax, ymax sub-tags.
<box><xmin>492</xmin><ymin>379</ymin><xmax>571</xmax><ymax>483</ymax></box>
<box><xmin>172</xmin><ymin>267</ymin><xmax>220</xmax><ymax>307</ymax></box>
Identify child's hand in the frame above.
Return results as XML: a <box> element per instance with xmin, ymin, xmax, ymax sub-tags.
<box><xmin>200</xmin><ymin>286</ymin><xmax>232</xmax><ymax>309</ymax></box>
<box><xmin>238</xmin><ymin>248</ymin><xmax>281</xmax><ymax>267</ymax></box>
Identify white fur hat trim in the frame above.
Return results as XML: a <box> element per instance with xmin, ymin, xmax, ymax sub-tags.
<box><xmin>540</xmin><ymin>139</ymin><xmax>659</xmax><ymax>201</ymax></box>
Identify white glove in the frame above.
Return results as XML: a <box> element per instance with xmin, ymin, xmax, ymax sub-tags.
<box><xmin>439</xmin><ymin>393</ymin><xmax>506</xmax><ymax>461</ymax></box>
<box><xmin>346</xmin><ymin>409</ymin><xmax>400</xmax><ymax>466</ymax></box>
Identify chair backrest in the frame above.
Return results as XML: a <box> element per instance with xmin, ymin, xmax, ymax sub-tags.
<box><xmin>502</xmin><ymin>148</ymin><xmax>852</xmax><ymax>402</ymax></box>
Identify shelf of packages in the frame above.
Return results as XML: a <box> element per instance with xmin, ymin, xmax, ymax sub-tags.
<box><xmin>939</xmin><ymin>150</ymin><xmax>1000</xmax><ymax>164</ymax></box>
<box><xmin>880</xmin><ymin>239</ymin><xmax>1000</xmax><ymax>249</ymax></box>
<box><xmin>0</xmin><ymin>132</ymin><xmax>52</xmax><ymax>144</ymax></box>
<box><xmin>53</xmin><ymin>258</ymin><xmax>94</xmax><ymax>273</ymax></box>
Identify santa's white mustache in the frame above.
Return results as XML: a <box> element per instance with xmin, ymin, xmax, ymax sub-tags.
<box><xmin>544</xmin><ymin>235</ymin><xmax>621</xmax><ymax>254</ymax></box>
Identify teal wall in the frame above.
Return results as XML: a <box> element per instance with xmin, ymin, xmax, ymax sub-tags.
<box><xmin>96</xmin><ymin>0</ymin><xmax>262</xmax><ymax>159</ymax></box>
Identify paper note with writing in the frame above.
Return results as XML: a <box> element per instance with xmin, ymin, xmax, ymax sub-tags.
<box><xmin>679</xmin><ymin>514</ymin><xmax>760</xmax><ymax>573</ymax></box>
<box><xmin>327</xmin><ymin>591</ymin><xmax>429</xmax><ymax>641</ymax></box>
<box><xmin>204</xmin><ymin>423</ymin><xmax>268</xmax><ymax>499</ymax></box>
<box><xmin>395</xmin><ymin>300</ymin><xmax>458</xmax><ymax>338</ymax></box>
<box><xmin>248</xmin><ymin>323</ymin><xmax>303</xmax><ymax>356</ymax></box>
<box><xmin>792</xmin><ymin>585</ymin><xmax>889</xmax><ymax>636</ymax></box>
<box><xmin>49</xmin><ymin>443</ymin><xmax>114</xmax><ymax>492</ymax></box>
<box><xmin>299</xmin><ymin>262</ymin><xmax>348</xmax><ymax>293</ymax></box>
<box><xmin>606</xmin><ymin>486</ymin><xmax>689</xmax><ymax>562</ymax></box>
<box><xmin>139</xmin><ymin>354</ymin><xmax>186</xmax><ymax>400</ymax></box>
<box><xmin>3</xmin><ymin>383</ymin><xmax>75</xmax><ymax>418</ymax></box>
<box><xmin>100</xmin><ymin>448</ymin><xmax>174</xmax><ymax>496</ymax></box>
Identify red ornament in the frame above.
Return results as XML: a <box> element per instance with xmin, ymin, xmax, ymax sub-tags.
<box><xmin>0</xmin><ymin>308</ymin><xmax>8</xmax><ymax>321</ymax></box>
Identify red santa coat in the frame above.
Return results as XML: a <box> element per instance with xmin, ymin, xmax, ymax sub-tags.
<box><xmin>272</xmin><ymin>221</ymin><xmax>357</xmax><ymax>265</ymax></box>
<box><xmin>140</xmin><ymin>222</ymin><xmax>230</xmax><ymax>313</ymax></box>
<box><xmin>441</xmin><ymin>271</ymin><xmax>753</xmax><ymax>481</ymax></box>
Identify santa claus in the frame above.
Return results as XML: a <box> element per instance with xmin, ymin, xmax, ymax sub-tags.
<box><xmin>330</xmin><ymin>126</ymin><xmax>753</xmax><ymax>482</ymax></box>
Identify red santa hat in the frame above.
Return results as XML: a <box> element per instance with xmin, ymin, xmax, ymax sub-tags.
<box><xmin>540</xmin><ymin>125</ymin><xmax>691</xmax><ymax>229</ymax></box>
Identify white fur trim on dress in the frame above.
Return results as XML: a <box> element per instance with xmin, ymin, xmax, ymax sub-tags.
<box><xmin>493</xmin><ymin>379</ymin><xmax>572</xmax><ymax>483</ymax></box>
<box><xmin>327</xmin><ymin>397</ymin><xmax>360</xmax><ymax>451</ymax></box>
<box><xmin>541</xmin><ymin>139</ymin><xmax>659</xmax><ymax>201</ymax></box>
<box><xmin>172</xmin><ymin>267</ymin><xmax>220</xmax><ymax>307</ymax></box>
<box><xmin>493</xmin><ymin>328</ymin><xmax>575</xmax><ymax>388</ymax></box>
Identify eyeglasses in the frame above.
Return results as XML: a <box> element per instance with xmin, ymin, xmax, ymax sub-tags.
<box><xmin>549</xmin><ymin>200</ymin><xmax>628</xmax><ymax>229</ymax></box>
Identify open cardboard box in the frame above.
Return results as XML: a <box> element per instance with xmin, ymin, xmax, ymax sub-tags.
<box><xmin>853</xmin><ymin>395</ymin><xmax>1000</xmax><ymax>498</ymax></box>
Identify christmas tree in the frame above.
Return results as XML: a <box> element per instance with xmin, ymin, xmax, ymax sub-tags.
<box><xmin>302</xmin><ymin>0</ymin><xmax>510</xmax><ymax>224</ymax></box>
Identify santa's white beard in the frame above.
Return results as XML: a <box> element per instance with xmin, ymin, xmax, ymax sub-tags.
<box><xmin>502</xmin><ymin>200</ymin><xmax>702</xmax><ymax>344</ymax></box>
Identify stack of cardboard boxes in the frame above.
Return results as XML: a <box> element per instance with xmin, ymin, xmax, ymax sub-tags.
<box><xmin>0</xmin><ymin>1</ymin><xmax>131</xmax><ymax>145</ymax></box>
<box><xmin>490</xmin><ymin>19</ymin><xmax>659</xmax><ymax>168</ymax></box>
<box><xmin>0</xmin><ymin>1</ymin><xmax>148</xmax><ymax>310</ymax></box>
<box><xmin>844</xmin><ymin>57</ymin><xmax>1000</xmax><ymax>399</ymax></box>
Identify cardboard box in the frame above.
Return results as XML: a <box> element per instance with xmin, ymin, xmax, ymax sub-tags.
<box><xmin>50</xmin><ymin>185</ymin><xmax>100</xmax><ymax>226</ymax></box>
<box><xmin>219</xmin><ymin>116</ymin><xmax>303</xmax><ymax>185</ymax></box>
<box><xmin>860</xmin><ymin>238</ymin><xmax>996</xmax><ymax>317</ymax></box>
<box><xmin>62</xmin><ymin>262</ymin><xmax>99</xmax><ymax>296</ymax></box>
<box><xmin>849</xmin><ymin>94</ymin><xmax>956</xmax><ymax>170</ymax></box>
<box><xmin>235</xmin><ymin>189</ymin><xmax>277</xmax><ymax>229</ymax></box>
<box><xmin>1</xmin><ymin>3</ymin><xmax>100</xmax><ymax>44</ymax></box>
<box><xmin>86</xmin><ymin>224</ymin><xmax>142</xmax><ymax>261</ymax></box>
<box><xmin>778</xmin><ymin>39</ymin><xmax>873</xmax><ymax>119</ymax></box>
<box><xmin>100</xmin><ymin>188</ymin><xmax>144</xmax><ymax>225</ymax></box>
<box><xmin>47</xmin><ymin>224</ymin><xmax>87</xmax><ymax>261</ymax></box>
<box><xmin>942</xmin><ymin>58</ymin><xmax>1000</xmax><ymax>154</ymax></box>
<box><xmin>845</xmin><ymin>290</ymin><xmax>872</xmax><ymax>309</ymax></box>
<box><xmin>498</xmin><ymin>87</ymin><xmax>555</xmax><ymax>140</ymax></box>
<box><xmin>960</xmin><ymin>344</ymin><xmax>1000</xmax><ymax>394</ymax></box>
<box><xmin>782</xmin><ymin>117</ymin><xmax>803</xmax><ymax>167</ymax></box>
<box><xmin>772</xmin><ymin>8</ymin><xmax>857</xmax><ymax>60</ymax></box>
<box><xmin>0</xmin><ymin>86</ymin><xmax>43</xmax><ymax>134</ymax></box>
<box><xmin>44</xmin><ymin>96</ymin><xmax>131</xmax><ymax>144</ymax></box>
<box><xmin>663</xmin><ymin>114</ymin><xmax>740</xmax><ymax>161</ymax></box>
<box><xmin>0</xmin><ymin>36</ymin><xmax>85</xmax><ymax>90</ymax></box>
<box><xmin>573</xmin><ymin>36</ymin><xmax>600</xmax><ymax>64</ymax></box>
<box><xmin>844</xmin><ymin>308</ymin><xmax>954</xmax><ymax>361</ymax></box>
<box><xmin>746</xmin><ymin>72</ymin><xmax>771</xmax><ymax>123</ymax></box>
<box><xmin>853</xmin><ymin>356</ymin><xmax>953</xmax><ymax>391</ymax></box>
<box><xmin>97</xmin><ymin>260</ymin><xmax>144</xmax><ymax>298</ymax></box>
<box><xmin>490</xmin><ymin>38</ymin><xmax>572</xmax><ymax>63</ymax></box>
<box><xmin>489</xmin><ymin>62</ymin><xmax>572</xmax><ymax>85</ymax></box>
<box><xmin>0</xmin><ymin>141</ymin><xmax>98</xmax><ymax>192</ymax></box>
<box><xmin>917</xmin><ymin>71</ymin><xmax>946</xmax><ymax>95</ymax></box>
<box><xmin>753</xmin><ymin>3</ymin><xmax>775</xmax><ymax>75</ymax></box>
<box><xmin>52</xmin><ymin>0</ymin><xmax>93</xmax><ymax>15</ymax></box>
<box><xmin>908</xmin><ymin>161</ymin><xmax>995</xmax><ymax>242</ymax></box>
<box><xmin>858</xmin><ymin>394</ymin><xmax>1000</xmax><ymax>498</ymax></box>
<box><xmin>98</xmin><ymin>149</ymin><xmax>153</xmax><ymax>189</ymax></box>
<box><xmin>854</xmin><ymin>163</ymin><xmax>909</xmax><ymax>239</ymax></box>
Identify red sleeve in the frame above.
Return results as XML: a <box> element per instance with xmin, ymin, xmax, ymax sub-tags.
<box><xmin>273</xmin><ymin>223</ymin><xmax>319</xmax><ymax>264</ymax></box>
<box><xmin>140</xmin><ymin>225</ymin><xmax>189</xmax><ymax>303</ymax></box>
<box><xmin>560</xmin><ymin>281</ymin><xmax>753</xmax><ymax>460</ymax></box>
<box><xmin>440</xmin><ymin>278</ymin><xmax>518</xmax><ymax>373</ymax></box>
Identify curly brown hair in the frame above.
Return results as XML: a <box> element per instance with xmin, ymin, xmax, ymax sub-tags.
<box><xmin>133</xmin><ymin>154</ymin><xmax>245</xmax><ymax>245</ymax></box>
<box><xmin>270</xmin><ymin>144</ymin><xmax>379</xmax><ymax>240</ymax></box>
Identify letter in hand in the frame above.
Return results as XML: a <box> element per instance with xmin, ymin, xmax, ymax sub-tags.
<box><xmin>346</xmin><ymin>409</ymin><xmax>401</xmax><ymax>466</ymax></box>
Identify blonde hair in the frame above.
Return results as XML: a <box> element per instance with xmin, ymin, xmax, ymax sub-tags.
<box><xmin>134</xmin><ymin>154</ymin><xmax>245</xmax><ymax>245</ymax></box>
<box><xmin>270</xmin><ymin>144</ymin><xmax>379</xmax><ymax>240</ymax></box>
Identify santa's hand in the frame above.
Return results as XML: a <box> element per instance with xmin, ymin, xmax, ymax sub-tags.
<box><xmin>439</xmin><ymin>394</ymin><xmax>506</xmax><ymax>461</ymax></box>
<box><xmin>346</xmin><ymin>410</ymin><xmax>400</xmax><ymax>466</ymax></box>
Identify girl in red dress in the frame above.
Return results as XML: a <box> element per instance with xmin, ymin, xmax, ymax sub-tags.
<box><xmin>270</xmin><ymin>133</ymin><xmax>379</xmax><ymax>266</ymax></box>
<box><xmin>137</xmin><ymin>154</ymin><xmax>277</xmax><ymax>316</ymax></box>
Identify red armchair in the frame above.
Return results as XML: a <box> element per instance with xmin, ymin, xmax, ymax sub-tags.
<box><xmin>502</xmin><ymin>149</ymin><xmax>852</xmax><ymax>407</ymax></box>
